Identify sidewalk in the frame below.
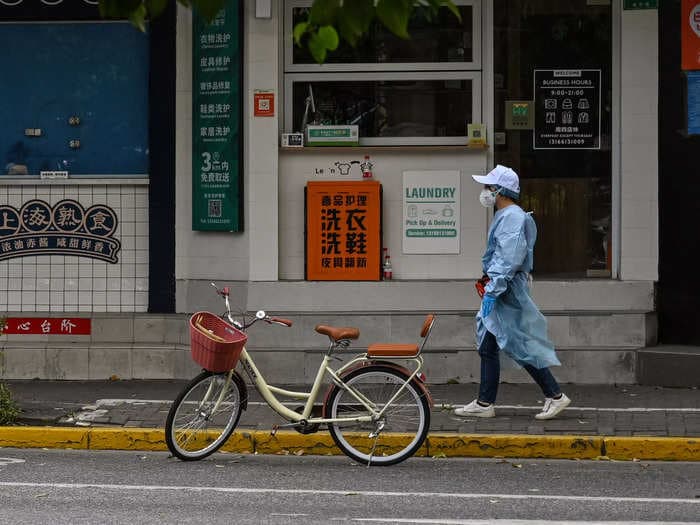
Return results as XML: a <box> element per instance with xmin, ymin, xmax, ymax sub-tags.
<box><xmin>2</xmin><ymin>379</ymin><xmax>699</xmax><ymax>460</ymax></box>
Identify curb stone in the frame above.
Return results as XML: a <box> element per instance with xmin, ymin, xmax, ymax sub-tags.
<box><xmin>0</xmin><ymin>427</ymin><xmax>698</xmax><ymax>461</ymax></box>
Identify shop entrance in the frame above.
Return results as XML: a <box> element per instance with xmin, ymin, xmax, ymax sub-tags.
<box><xmin>493</xmin><ymin>0</ymin><xmax>612</xmax><ymax>278</ymax></box>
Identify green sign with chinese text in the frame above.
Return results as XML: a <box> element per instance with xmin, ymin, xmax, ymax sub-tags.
<box><xmin>192</xmin><ymin>0</ymin><xmax>243</xmax><ymax>231</ymax></box>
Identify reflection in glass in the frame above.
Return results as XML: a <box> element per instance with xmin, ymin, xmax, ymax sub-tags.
<box><xmin>292</xmin><ymin>80</ymin><xmax>473</xmax><ymax>139</ymax></box>
<box><xmin>493</xmin><ymin>0</ymin><xmax>612</xmax><ymax>278</ymax></box>
<box><xmin>292</xmin><ymin>6</ymin><xmax>473</xmax><ymax>65</ymax></box>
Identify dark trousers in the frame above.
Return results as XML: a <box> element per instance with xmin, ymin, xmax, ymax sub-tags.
<box><xmin>478</xmin><ymin>330</ymin><xmax>561</xmax><ymax>404</ymax></box>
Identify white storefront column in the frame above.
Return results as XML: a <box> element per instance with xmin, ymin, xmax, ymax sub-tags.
<box><xmin>245</xmin><ymin>0</ymin><xmax>280</xmax><ymax>281</ymax></box>
<box><xmin>619</xmin><ymin>7</ymin><xmax>659</xmax><ymax>281</ymax></box>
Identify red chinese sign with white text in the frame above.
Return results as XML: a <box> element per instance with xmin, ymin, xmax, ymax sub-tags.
<box><xmin>2</xmin><ymin>317</ymin><xmax>91</xmax><ymax>335</ymax></box>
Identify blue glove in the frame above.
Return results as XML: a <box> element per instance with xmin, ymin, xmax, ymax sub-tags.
<box><xmin>480</xmin><ymin>294</ymin><xmax>496</xmax><ymax>318</ymax></box>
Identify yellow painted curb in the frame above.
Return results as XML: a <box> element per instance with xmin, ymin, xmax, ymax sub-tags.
<box><xmin>603</xmin><ymin>436</ymin><xmax>700</xmax><ymax>461</ymax></box>
<box><xmin>0</xmin><ymin>426</ymin><xmax>90</xmax><ymax>449</ymax></box>
<box><xmin>88</xmin><ymin>428</ymin><xmax>167</xmax><ymax>452</ymax></box>
<box><xmin>1</xmin><ymin>426</ymin><xmax>698</xmax><ymax>461</ymax></box>
<box><xmin>427</xmin><ymin>433</ymin><xmax>603</xmax><ymax>459</ymax></box>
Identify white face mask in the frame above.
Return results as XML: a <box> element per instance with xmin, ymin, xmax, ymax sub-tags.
<box><xmin>479</xmin><ymin>188</ymin><xmax>498</xmax><ymax>208</ymax></box>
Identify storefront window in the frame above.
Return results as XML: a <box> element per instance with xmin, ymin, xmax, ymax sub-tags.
<box><xmin>284</xmin><ymin>1</ymin><xmax>481</xmax><ymax>145</ymax></box>
<box><xmin>286</xmin><ymin>74</ymin><xmax>478</xmax><ymax>145</ymax></box>
<box><xmin>493</xmin><ymin>0</ymin><xmax>612</xmax><ymax>278</ymax></box>
<box><xmin>0</xmin><ymin>22</ymin><xmax>149</xmax><ymax>177</ymax></box>
<box><xmin>288</xmin><ymin>2</ymin><xmax>477</xmax><ymax>69</ymax></box>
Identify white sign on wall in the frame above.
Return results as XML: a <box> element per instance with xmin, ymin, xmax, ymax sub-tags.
<box><xmin>402</xmin><ymin>170</ymin><xmax>460</xmax><ymax>254</ymax></box>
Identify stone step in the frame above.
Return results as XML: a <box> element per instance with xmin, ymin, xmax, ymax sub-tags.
<box><xmin>636</xmin><ymin>346</ymin><xmax>700</xmax><ymax>388</ymax></box>
<box><xmin>1</xmin><ymin>342</ymin><xmax>643</xmax><ymax>384</ymax></box>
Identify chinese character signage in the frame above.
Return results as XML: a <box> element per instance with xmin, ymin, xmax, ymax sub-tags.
<box><xmin>2</xmin><ymin>317</ymin><xmax>91</xmax><ymax>335</ymax></box>
<box><xmin>192</xmin><ymin>0</ymin><xmax>243</xmax><ymax>231</ymax></box>
<box><xmin>403</xmin><ymin>171</ymin><xmax>460</xmax><ymax>255</ymax></box>
<box><xmin>682</xmin><ymin>0</ymin><xmax>700</xmax><ymax>70</ymax></box>
<box><xmin>306</xmin><ymin>181</ymin><xmax>381</xmax><ymax>281</ymax></box>
<box><xmin>0</xmin><ymin>199</ymin><xmax>120</xmax><ymax>263</ymax></box>
<box><xmin>534</xmin><ymin>69</ymin><xmax>601</xmax><ymax>150</ymax></box>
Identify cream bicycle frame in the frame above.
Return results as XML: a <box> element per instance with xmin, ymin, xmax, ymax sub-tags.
<box><xmin>231</xmin><ymin>346</ymin><xmax>425</xmax><ymax>426</ymax></box>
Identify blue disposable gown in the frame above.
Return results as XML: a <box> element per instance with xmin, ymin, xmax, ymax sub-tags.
<box><xmin>477</xmin><ymin>205</ymin><xmax>560</xmax><ymax>369</ymax></box>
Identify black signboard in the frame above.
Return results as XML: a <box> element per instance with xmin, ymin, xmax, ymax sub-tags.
<box><xmin>534</xmin><ymin>69</ymin><xmax>601</xmax><ymax>150</ymax></box>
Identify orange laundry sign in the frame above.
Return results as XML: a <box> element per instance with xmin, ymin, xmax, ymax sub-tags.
<box><xmin>683</xmin><ymin>0</ymin><xmax>700</xmax><ymax>70</ymax></box>
<box><xmin>306</xmin><ymin>181</ymin><xmax>382</xmax><ymax>281</ymax></box>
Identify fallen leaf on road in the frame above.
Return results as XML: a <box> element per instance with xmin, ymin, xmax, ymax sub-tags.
<box><xmin>294</xmin><ymin>450</ymin><xmax>305</xmax><ymax>456</ymax></box>
<box><xmin>512</xmin><ymin>463</ymin><xmax>523</xmax><ymax>468</ymax></box>
<box><xmin>593</xmin><ymin>455</ymin><xmax>611</xmax><ymax>461</ymax></box>
<box><xmin>215</xmin><ymin>465</ymin><xmax>224</xmax><ymax>468</ymax></box>
<box><xmin>432</xmin><ymin>452</ymin><xmax>447</xmax><ymax>459</ymax></box>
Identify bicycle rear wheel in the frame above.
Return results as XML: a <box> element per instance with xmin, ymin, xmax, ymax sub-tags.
<box><xmin>165</xmin><ymin>370</ymin><xmax>244</xmax><ymax>461</ymax></box>
<box><xmin>326</xmin><ymin>365</ymin><xmax>430</xmax><ymax>466</ymax></box>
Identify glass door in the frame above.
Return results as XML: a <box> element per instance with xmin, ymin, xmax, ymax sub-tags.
<box><xmin>493</xmin><ymin>0</ymin><xmax>612</xmax><ymax>277</ymax></box>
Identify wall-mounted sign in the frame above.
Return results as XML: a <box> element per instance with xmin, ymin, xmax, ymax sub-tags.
<box><xmin>687</xmin><ymin>71</ymin><xmax>700</xmax><ymax>135</ymax></box>
<box><xmin>682</xmin><ymin>0</ymin><xmax>700</xmax><ymax>70</ymax></box>
<box><xmin>534</xmin><ymin>69</ymin><xmax>601</xmax><ymax>150</ymax></box>
<box><xmin>0</xmin><ymin>199</ymin><xmax>120</xmax><ymax>263</ymax></box>
<box><xmin>253</xmin><ymin>91</ymin><xmax>275</xmax><ymax>116</ymax></box>
<box><xmin>305</xmin><ymin>181</ymin><xmax>381</xmax><ymax>281</ymax></box>
<box><xmin>2</xmin><ymin>317</ymin><xmax>91</xmax><ymax>335</ymax></box>
<box><xmin>402</xmin><ymin>171</ymin><xmax>460</xmax><ymax>255</ymax></box>
<box><xmin>192</xmin><ymin>0</ymin><xmax>244</xmax><ymax>231</ymax></box>
<box><xmin>505</xmin><ymin>100</ymin><xmax>534</xmax><ymax>130</ymax></box>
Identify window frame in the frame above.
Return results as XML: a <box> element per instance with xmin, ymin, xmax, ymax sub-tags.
<box><xmin>283</xmin><ymin>0</ymin><xmax>482</xmax><ymax>73</ymax></box>
<box><xmin>284</xmin><ymin>71</ymin><xmax>482</xmax><ymax>146</ymax></box>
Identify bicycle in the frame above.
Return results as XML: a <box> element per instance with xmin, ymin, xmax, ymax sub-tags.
<box><xmin>165</xmin><ymin>283</ymin><xmax>436</xmax><ymax>466</ymax></box>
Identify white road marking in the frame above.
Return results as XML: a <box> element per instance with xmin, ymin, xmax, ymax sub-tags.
<box><xmin>91</xmin><ymin>399</ymin><xmax>700</xmax><ymax>413</ymax></box>
<box><xmin>0</xmin><ymin>482</ymin><xmax>698</xmax><ymax>505</ymax></box>
<box><xmin>348</xmin><ymin>518</ymin><xmax>688</xmax><ymax>525</ymax></box>
<box><xmin>0</xmin><ymin>458</ymin><xmax>25</xmax><ymax>467</ymax></box>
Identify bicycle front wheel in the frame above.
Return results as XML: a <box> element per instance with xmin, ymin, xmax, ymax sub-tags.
<box><xmin>165</xmin><ymin>370</ymin><xmax>244</xmax><ymax>461</ymax></box>
<box><xmin>326</xmin><ymin>365</ymin><xmax>430</xmax><ymax>466</ymax></box>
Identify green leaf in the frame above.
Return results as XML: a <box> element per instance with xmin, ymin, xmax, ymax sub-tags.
<box><xmin>129</xmin><ymin>3</ymin><xmax>148</xmax><ymax>32</ymax></box>
<box><xmin>337</xmin><ymin>0</ymin><xmax>374</xmax><ymax>46</ymax></box>
<box><xmin>317</xmin><ymin>25</ymin><xmax>339</xmax><ymax>51</ymax></box>
<box><xmin>145</xmin><ymin>0</ymin><xmax>169</xmax><ymax>19</ymax></box>
<box><xmin>443</xmin><ymin>0</ymin><xmax>462</xmax><ymax>22</ymax></box>
<box><xmin>308</xmin><ymin>32</ymin><xmax>328</xmax><ymax>64</ymax></box>
<box><xmin>293</xmin><ymin>21</ymin><xmax>309</xmax><ymax>46</ymax></box>
<box><xmin>376</xmin><ymin>0</ymin><xmax>412</xmax><ymax>39</ymax></box>
<box><xmin>309</xmin><ymin>0</ymin><xmax>340</xmax><ymax>26</ymax></box>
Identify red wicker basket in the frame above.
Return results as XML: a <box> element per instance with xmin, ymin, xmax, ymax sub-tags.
<box><xmin>189</xmin><ymin>311</ymin><xmax>248</xmax><ymax>372</ymax></box>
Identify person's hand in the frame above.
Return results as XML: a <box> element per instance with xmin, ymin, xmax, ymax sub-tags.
<box><xmin>480</xmin><ymin>294</ymin><xmax>496</xmax><ymax>318</ymax></box>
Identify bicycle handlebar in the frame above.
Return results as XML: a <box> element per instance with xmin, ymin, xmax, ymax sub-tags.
<box><xmin>211</xmin><ymin>282</ymin><xmax>292</xmax><ymax>330</ymax></box>
<box><xmin>268</xmin><ymin>317</ymin><xmax>293</xmax><ymax>327</ymax></box>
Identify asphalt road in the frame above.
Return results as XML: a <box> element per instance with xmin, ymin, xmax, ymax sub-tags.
<box><xmin>0</xmin><ymin>449</ymin><xmax>698</xmax><ymax>524</ymax></box>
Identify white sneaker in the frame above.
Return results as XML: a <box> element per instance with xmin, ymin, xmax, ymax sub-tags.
<box><xmin>534</xmin><ymin>394</ymin><xmax>571</xmax><ymax>420</ymax></box>
<box><xmin>454</xmin><ymin>399</ymin><xmax>495</xmax><ymax>418</ymax></box>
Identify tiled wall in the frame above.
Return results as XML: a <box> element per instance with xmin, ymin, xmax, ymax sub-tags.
<box><xmin>620</xmin><ymin>10</ymin><xmax>659</xmax><ymax>281</ymax></box>
<box><xmin>0</xmin><ymin>181</ymin><xmax>149</xmax><ymax>312</ymax></box>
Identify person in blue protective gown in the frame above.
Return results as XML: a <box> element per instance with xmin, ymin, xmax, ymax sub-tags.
<box><xmin>455</xmin><ymin>165</ymin><xmax>571</xmax><ymax>420</ymax></box>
